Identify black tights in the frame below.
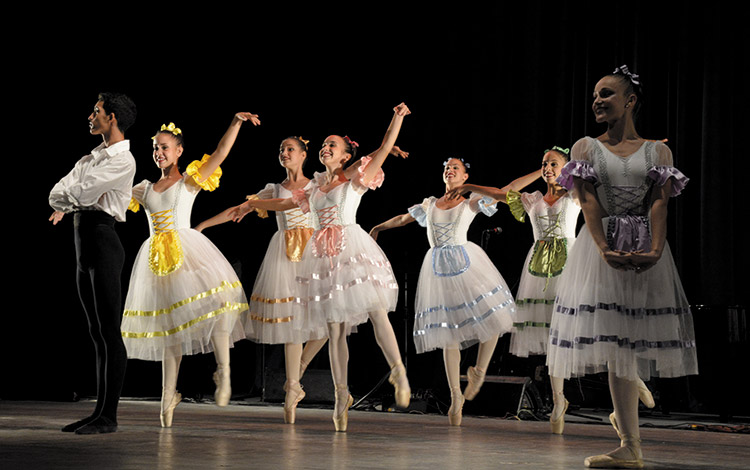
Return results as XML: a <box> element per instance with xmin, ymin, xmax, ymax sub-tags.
<box><xmin>73</xmin><ymin>212</ymin><xmax>128</xmax><ymax>422</ymax></box>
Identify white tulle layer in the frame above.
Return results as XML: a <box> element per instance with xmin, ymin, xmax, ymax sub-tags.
<box><xmin>294</xmin><ymin>224</ymin><xmax>398</xmax><ymax>328</ymax></box>
<box><xmin>121</xmin><ymin>229</ymin><xmax>248</xmax><ymax>361</ymax></box>
<box><xmin>413</xmin><ymin>242</ymin><xmax>516</xmax><ymax>354</ymax></box>
<box><xmin>546</xmin><ymin>226</ymin><xmax>698</xmax><ymax>381</ymax></box>
<box><xmin>244</xmin><ymin>231</ymin><xmax>328</xmax><ymax>344</ymax></box>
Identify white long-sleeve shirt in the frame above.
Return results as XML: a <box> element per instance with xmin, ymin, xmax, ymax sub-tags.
<box><xmin>49</xmin><ymin>140</ymin><xmax>136</xmax><ymax>222</ymax></box>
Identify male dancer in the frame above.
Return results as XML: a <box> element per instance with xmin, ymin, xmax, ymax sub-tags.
<box><xmin>49</xmin><ymin>92</ymin><xmax>137</xmax><ymax>434</ymax></box>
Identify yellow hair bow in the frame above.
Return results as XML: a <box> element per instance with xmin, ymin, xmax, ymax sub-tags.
<box><xmin>160</xmin><ymin>122</ymin><xmax>182</xmax><ymax>136</ymax></box>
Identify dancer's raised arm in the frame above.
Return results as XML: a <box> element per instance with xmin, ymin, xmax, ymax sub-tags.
<box><xmin>343</xmin><ymin>103</ymin><xmax>411</xmax><ymax>185</ymax></box>
<box><xmin>447</xmin><ymin>169</ymin><xmax>540</xmax><ymax>204</ymax></box>
<box><xmin>192</xmin><ymin>112</ymin><xmax>260</xmax><ymax>184</ymax></box>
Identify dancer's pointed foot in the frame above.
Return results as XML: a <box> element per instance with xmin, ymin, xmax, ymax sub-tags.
<box><xmin>463</xmin><ymin>366</ymin><xmax>485</xmax><ymax>401</ymax></box>
<box><xmin>448</xmin><ymin>387</ymin><xmax>464</xmax><ymax>426</ymax></box>
<box><xmin>332</xmin><ymin>384</ymin><xmax>354</xmax><ymax>432</ymax></box>
<box><xmin>388</xmin><ymin>361</ymin><xmax>411</xmax><ymax>408</ymax></box>
<box><xmin>213</xmin><ymin>365</ymin><xmax>231</xmax><ymax>407</ymax></box>
<box><xmin>637</xmin><ymin>381</ymin><xmax>655</xmax><ymax>409</ymax></box>
<box><xmin>160</xmin><ymin>391</ymin><xmax>182</xmax><ymax>428</ymax></box>
<box><xmin>550</xmin><ymin>398</ymin><xmax>569</xmax><ymax>435</ymax></box>
<box><xmin>284</xmin><ymin>380</ymin><xmax>306</xmax><ymax>424</ymax></box>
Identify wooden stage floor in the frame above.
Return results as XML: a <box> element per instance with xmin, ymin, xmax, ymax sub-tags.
<box><xmin>1</xmin><ymin>399</ymin><xmax>748</xmax><ymax>469</ymax></box>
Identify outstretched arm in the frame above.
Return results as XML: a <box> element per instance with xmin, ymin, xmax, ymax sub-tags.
<box><xmin>448</xmin><ymin>169</ymin><xmax>540</xmax><ymax>203</ymax></box>
<box><xmin>227</xmin><ymin>197</ymin><xmax>297</xmax><ymax>222</ymax></box>
<box><xmin>195</xmin><ymin>206</ymin><xmax>237</xmax><ymax>232</ymax></box>
<box><xmin>345</xmin><ymin>103</ymin><xmax>411</xmax><ymax>185</ymax></box>
<box><xmin>194</xmin><ymin>112</ymin><xmax>261</xmax><ymax>183</ymax></box>
<box><xmin>369</xmin><ymin>212</ymin><xmax>415</xmax><ymax>241</ymax></box>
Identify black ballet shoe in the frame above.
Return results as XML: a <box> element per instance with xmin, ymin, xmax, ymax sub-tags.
<box><xmin>62</xmin><ymin>416</ymin><xmax>96</xmax><ymax>433</ymax></box>
<box><xmin>74</xmin><ymin>416</ymin><xmax>118</xmax><ymax>435</ymax></box>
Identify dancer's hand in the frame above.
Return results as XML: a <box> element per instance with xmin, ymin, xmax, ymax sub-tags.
<box><xmin>228</xmin><ymin>202</ymin><xmax>253</xmax><ymax>223</ymax></box>
<box><xmin>446</xmin><ymin>184</ymin><xmax>471</xmax><ymax>201</ymax></box>
<box><xmin>394</xmin><ymin>102</ymin><xmax>411</xmax><ymax>116</ymax></box>
<box><xmin>369</xmin><ymin>226</ymin><xmax>381</xmax><ymax>241</ymax></box>
<box><xmin>49</xmin><ymin>211</ymin><xmax>65</xmax><ymax>225</ymax></box>
<box><xmin>235</xmin><ymin>112</ymin><xmax>261</xmax><ymax>126</ymax></box>
<box><xmin>600</xmin><ymin>249</ymin><xmax>633</xmax><ymax>271</ymax></box>
<box><xmin>390</xmin><ymin>145</ymin><xmax>409</xmax><ymax>159</ymax></box>
<box><xmin>625</xmin><ymin>251</ymin><xmax>661</xmax><ymax>273</ymax></box>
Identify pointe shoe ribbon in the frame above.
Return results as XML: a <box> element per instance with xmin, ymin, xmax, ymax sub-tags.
<box><xmin>160</xmin><ymin>392</ymin><xmax>182</xmax><ymax>428</ymax></box>
<box><xmin>463</xmin><ymin>366</ymin><xmax>485</xmax><ymax>401</ymax></box>
<box><xmin>388</xmin><ymin>362</ymin><xmax>411</xmax><ymax>408</ymax></box>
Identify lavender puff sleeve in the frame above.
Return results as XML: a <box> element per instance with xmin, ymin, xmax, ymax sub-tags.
<box><xmin>556</xmin><ymin>160</ymin><xmax>598</xmax><ymax>190</ymax></box>
<box><xmin>647</xmin><ymin>166</ymin><xmax>689</xmax><ymax>196</ymax></box>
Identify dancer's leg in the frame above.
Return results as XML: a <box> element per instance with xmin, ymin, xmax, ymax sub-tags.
<box><xmin>369</xmin><ymin>309</ymin><xmax>410</xmax><ymax>407</ymax></box>
<box><xmin>328</xmin><ymin>322</ymin><xmax>352</xmax><ymax>431</ymax></box>
<box><xmin>464</xmin><ymin>334</ymin><xmax>498</xmax><ymax>400</ymax></box>
<box><xmin>283</xmin><ymin>343</ymin><xmax>305</xmax><ymax>423</ymax></box>
<box><xmin>549</xmin><ymin>375</ymin><xmax>568</xmax><ymax>434</ymax></box>
<box><xmin>300</xmin><ymin>338</ymin><xmax>328</xmax><ymax>379</ymax></box>
<box><xmin>443</xmin><ymin>344</ymin><xmax>464</xmax><ymax>425</ymax></box>
<box><xmin>584</xmin><ymin>372</ymin><xmax>643</xmax><ymax>468</ymax></box>
<box><xmin>160</xmin><ymin>345</ymin><xmax>182</xmax><ymax>427</ymax></box>
<box><xmin>211</xmin><ymin>333</ymin><xmax>231</xmax><ymax>406</ymax></box>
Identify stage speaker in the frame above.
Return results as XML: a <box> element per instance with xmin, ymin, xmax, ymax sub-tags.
<box><xmin>262</xmin><ymin>368</ymin><xmax>334</xmax><ymax>404</ymax></box>
<box><xmin>461</xmin><ymin>375</ymin><xmax>533</xmax><ymax>417</ymax></box>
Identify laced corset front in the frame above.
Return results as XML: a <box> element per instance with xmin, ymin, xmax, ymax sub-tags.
<box><xmin>592</xmin><ymin>141</ymin><xmax>656</xmax><ymax>218</ymax></box>
<box><xmin>142</xmin><ymin>179</ymin><xmax>196</xmax><ymax>237</ymax></box>
<box><xmin>275</xmin><ymin>184</ymin><xmax>314</xmax><ymax>231</ymax></box>
<box><xmin>529</xmin><ymin>195</ymin><xmax>579</xmax><ymax>243</ymax></box>
<box><xmin>426</xmin><ymin>199</ymin><xmax>471</xmax><ymax>247</ymax></box>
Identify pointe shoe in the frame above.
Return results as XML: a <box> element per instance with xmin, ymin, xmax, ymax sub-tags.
<box><xmin>448</xmin><ymin>388</ymin><xmax>464</xmax><ymax>426</ymax></box>
<box><xmin>332</xmin><ymin>385</ymin><xmax>354</xmax><ymax>432</ymax></box>
<box><xmin>388</xmin><ymin>361</ymin><xmax>411</xmax><ymax>408</ymax></box>
<box><xmin>160</xmin><ymin>391</ymin><xmax>182</xmax><ymax>428</ymax></box>
<box><xmin>637</xmin><ymin>381</ymin><xmax>655</xmax><ymax>409</ymax></box>
<box><xmin>463</xmin><ymin>366</ymin><xmax>485</xmax><ymax>401</ymax></box>
<box><xmin>584</xmin><ymin>437</ymin><xmax>644</xmax><ymax>468</ymax></box>
<box><xmin>284</xmin><ymin>380</ymin><xmax>306</xmax><ymax>424</ymax></box>
<box><xmin>213</xmin><ymin>366</ymin><xmax>231</xmax><ymax>407</ymax></box>
<box><xmin>550</xmin><ymin>398</ymin><xmax>569</xmax><ymax>435</ymax></box>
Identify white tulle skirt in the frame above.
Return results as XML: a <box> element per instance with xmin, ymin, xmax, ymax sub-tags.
<box><xmin>294</xmin><ymin>224</ymin><xmax>398</xmax><ymax>329</ymax></box>
<box><xmin>546</xmin><ymin>224</ymin><xmax>698</xmax><ymax>381</ymax></box>
<box><xmin>413</xmin><ymin>242</ymin><xmax>516</xmax><ymax>354</ymax></box>
<box><xmin>121</xmin><ymin>229</ymin><xmax>248</xmax><ymax>361</ymax></box>
<box><xmin>244</xmin><ymin>230</ymin><xmax>328</xmax><ymax>344</ymax></box>
<box><xmin>509</xmin><ymin>238</ymin><xmax>575</xmax><ymax>357</ymax></box>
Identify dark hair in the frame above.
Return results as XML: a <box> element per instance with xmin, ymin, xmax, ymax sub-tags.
<box><xmin>608</xmin><ymin>66</ymin><xmax>644</xmax><ymax>119</ymax></box>
<box><xmin>342</xmin><ymin>135</ymin><xmax>358</xmax><ymax>160</ymax></box>
<box><xmin>156</xmin><ymin>129</ymin><xmax>185</xmax><ymax>147</ymax></box>
<box><xmin>443</xmin><ymin>157</ymin><xmax>470</xmax><ymax>172</ymax></box>
<box><xmin>284</xmin><ymin>136</ymin><xmax>309</xmax><ymax>152</ymax></box>
<box><xmin>98</xmin><ymin>92</ymin><xmax>137</xmax><ymax>133</ymax></box>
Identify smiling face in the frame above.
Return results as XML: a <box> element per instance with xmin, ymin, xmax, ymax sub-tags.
<box><xmin>592</xmin><ymin>75</ymin><xmax>636</xmax><ymax>124</ymax></box>
<box><xmin>152</xmin><ymin>132</ymin><xmax>183</xmax><ymax>169</ymax></box>
<box><xmin>540</xmin><ymin>151</ymin><xmax>567</xmax><ymax>183</ymax></box>
<box><xmin>88</xmin><ymin>100</ymin><xmax>113</xmax><ymax>136</ymax></box>
<box><xmin>319</xmin><ymin>135</ymin><xmax>351</xmax><ymax>169</ymax></box>
<box><xmin>279</xmin><ymin>138</ymin><xmax>307</xmax><ymax>169</ymax></box>
<box><xmin>443</xmin><ymin>158</ymin><xmax>469</xmax><ymax>186</ymax></box>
